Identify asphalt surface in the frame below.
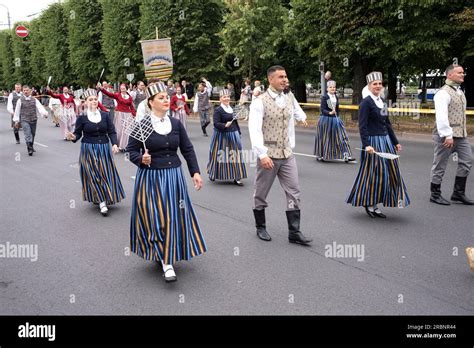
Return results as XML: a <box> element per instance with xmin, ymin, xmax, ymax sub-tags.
<box><xmin>1</xmin><ymin>104</ymin><xmax>473</xmax><ymax>315</ymax></box>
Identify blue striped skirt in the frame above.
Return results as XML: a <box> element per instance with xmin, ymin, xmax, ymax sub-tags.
<box><xmin>346</xmin><ymin>135</ymin><xmax>410</xmax><ymax>207</ymax></box>
<box><xmin>207</xmin><ymin>130</ymin><xmax>247</xmax><ymax>181</ymax></box>
<box><xmin>79</xmin><ymin>143</ymin><xmax>125</xmax><ymax>204</ymax></box>
<box><xmin>130</xmin><ymin>166</ymin><xmax>207</xmax><ymax>264</ymax></box>
<box><xmin>314</xmin><ymin>115</ymin><xmax>352</xmax><ymax>160</ymax></box>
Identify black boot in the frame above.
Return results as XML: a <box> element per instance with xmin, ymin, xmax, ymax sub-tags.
<box><xmin>286</xmin><ymin>210</ymin><xmax>312</xmax><ymax>246</ymax></box>
<box><xmin>27</xmin><ymin>142</ymin><xmax>33</xmax><ymax>156</ymax></box>
<box><xmin>253</xmin><ymin>209</ymin><xmax>271</xmax><ymax>241</ymax></box>
<box><xmin>430</xmin><ymin>182</ymin><xmax>450</xmax><ymax>205</ymax></box>
<box><xmin>451</xmin><ymin>176</ymin><xmax>474</xmax><ymax>205</ymax></box>
<box><xmin>14</xmin><ymin>130</ymin><xmax>20</xmax><ymax>144</ymax></box>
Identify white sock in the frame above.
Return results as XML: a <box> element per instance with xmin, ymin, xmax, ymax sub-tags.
<box><xmin>162</xmin><ymin>264</ymin><xmax>176</xmax><ymax>277</ymax></box>
<box><xmin>368</xmin><ymin>205</ymin><xmax>376</xmax><ymax>212</ymax></box>
<box><xmin>99</xmin><ymin>202</ymin><xmax>107</xmax><ymax>209</ymax></box>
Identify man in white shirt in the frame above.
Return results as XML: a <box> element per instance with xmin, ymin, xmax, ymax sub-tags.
<box><xmin>193</xmin><ymin>79</ymin><xmax>213</xmax><ymax>136</ymax></box>
<box><xmin>7</xmin><ymin>83</ymin><xmax>22</xmax><ymax>144</ymax></box>
<box><xmin>13</xmin><ymin>85</ymin><xmax>48</xmax><ymax>156</ymax></box>
<box><xmin>430</xmin><ymin>64</ymin><xmax>473</xmax><ymax>205</ymax></box>
<box><xmin>248</xmin><ymin>65</ymin><xmax>312</xmax><ymax>245</ymax></box>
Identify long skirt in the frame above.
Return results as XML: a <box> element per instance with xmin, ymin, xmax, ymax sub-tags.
<box><xmin>130</xmin><ymin>166</ymin><xmax>207</xmax><ymax>264</ymax></box>
<box><xmin>114</xmin><ymin>111</ymin><xmax>133</xmax><ymax>149</ymax></box>
<box><xmin>207</xmin><ymin>129</ymin><xmax>247</xmax><ymax>181</ymax></box>
<box><xmin>59</xmin><ymin>105</ymin><xmax>76</xmax><ymax>138</ymax></box>
<box><xmin>314</xmin><ymin>115</ymin><xmax>352</xmax><ymax>160</ymax></box>
<box><xmin>172</xmin><ymin>108</ymin><xmax>187</xmax><ymax>130</ymax></box>
<box><xmin>346</xmin><ymin>135</ymin><xmax>410</xmax><ymax>207</ymax></box>
<box><xmin>79</xmin><ymin>143</ymin><xmax>125</xmax><ymax>204</ymax></box>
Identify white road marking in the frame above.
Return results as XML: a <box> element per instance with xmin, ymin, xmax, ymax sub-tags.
<box><xmin>293</xmin><ymin>152</ymin><xmax>317</xmax><ymax>158</ymax></box>
<box><xmin>34</xmin><ymin>142</ymin><xmax>48</xmax><ymax>148</ymax></box>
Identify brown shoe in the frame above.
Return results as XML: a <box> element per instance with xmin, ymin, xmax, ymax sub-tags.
<box><xmin>466</xmin><ymin>248</ymin><xmax>474</xmax><ymax>272</ymax></box>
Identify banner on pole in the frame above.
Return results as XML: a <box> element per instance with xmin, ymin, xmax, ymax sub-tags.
<box><xmin>140</xmin><ymin>38</ymin><xmax>173</xmax><ymax>80</ymax></box>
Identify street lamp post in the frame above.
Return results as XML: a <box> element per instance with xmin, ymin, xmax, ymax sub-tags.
<box><xmin>0</xmin><ymin>3</ymin><xmax>11</xmax><ymax>30</ymax></box>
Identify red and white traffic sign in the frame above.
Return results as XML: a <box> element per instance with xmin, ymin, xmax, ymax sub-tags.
<box><xmin>15</xmin><ymin>25</ymin><xmax>29</xmax><ymax>38</ymax></box>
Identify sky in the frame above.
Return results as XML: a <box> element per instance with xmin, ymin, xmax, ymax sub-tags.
<box><xmin>0</xmin><ymin>0</ymin><xmax>57</xmax><ymax>29</ymax></box>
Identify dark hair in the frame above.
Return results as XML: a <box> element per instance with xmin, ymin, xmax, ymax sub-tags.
<box><xmin>446</xmin><ymin>64</ymin><xmax>462</xmax><ymax>76</ymax></box>
<box><xmin>267</xmin><ymin>65</ymin><xmax>285</xmax><ymax>77</ymax></box>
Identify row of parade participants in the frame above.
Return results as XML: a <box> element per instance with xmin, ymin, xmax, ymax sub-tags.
<box><xmin>8</xmin><ymin>65</ymin><xmax>473</xmax><ymax>282</ymax></box>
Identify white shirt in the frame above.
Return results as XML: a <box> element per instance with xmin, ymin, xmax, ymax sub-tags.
<box><xmin>151</xmin><ymin>113</ymin><xmax>171</xmax><ymax>135</ymax></box>
<box><xmin>328</xmin><ymin>93</ymin><xmax>337</xmax><ymax>108</ymax></box>
<box><xmin>248</xmin><ymin>88</ymin><xmax>307</xmax><ymax>159</ymax></box>
<box><xmin>136</xmin><ymin>99</ymin><xmax>150</xmax><ymax>121</ymax></box>
<box><xmin>7</xmin><ymin>92</ymin><xmax>22</xmax><ymax>114</ymax></box>
<box><xmin>12</xmin><ymin>96</ymin><xmax>48</xmax><ymax>122</ymax></box>
<box><xmin>433</xmin><ymin>86</ymin><xmax>465</xmax><ymax>139</ymax></box>
<box><xmin>369</xmin><ymin>92</ymin><xmax>384</xmax><ymax>108</ymax></box>
<box><xmin>192</xmin><ymin>81</ymin><xmax>213</xmax><ymax>113</ymax></box>
<box><xmin>87</xmin><ymin>109</ymin><xmax>101</xmax><ymax>123</ymax></box>
<box><xmin>98</xmin><ymin>91</ymin><xmax>118</xmax><ymax>107</ymax></box>
<box><xmin>48</xmin><ymin>97</ymin><xmax>61</xmax><ymax>108</ymax></box>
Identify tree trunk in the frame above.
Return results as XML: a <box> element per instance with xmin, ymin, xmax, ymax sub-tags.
<box><xmin>421</xmin><ymin>70</ymin><xmax>427</xmax><ymax>104</ymax></box>
<box><xmin>387</xmin><ymin>64</ymin><xmax>397</xmax><ymax>103</ymax></box>
<box><xmin>351</xmin><ymin>54</ymin><xmax>369</xmax><ymax>121</ymax></box>
<box><xmin>294</xmin><ymin>80</ymin><xmax>307</xmax><ymax>103</ymax></box>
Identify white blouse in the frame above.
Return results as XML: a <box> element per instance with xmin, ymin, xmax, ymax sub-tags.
<box><xmin>87</xmin><ymin>109</ymin><xmax>101</xmax><ymax>123</ymax></box>
<box><xmin>221</xmin><ymin>104</ymin><xmax>233</xmax><ymax>113</ymax></box>
<box><xmin>369</xmin><ymin>92</ymin><xmax>384</xmax><ymax>109</ymax></box>
<box><xmin>151</xmin><ymin>112</ymin><xmax>171</xmax><ymax>135</ymax></box>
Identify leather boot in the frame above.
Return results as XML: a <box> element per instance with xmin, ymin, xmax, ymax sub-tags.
<box><xmin>430</xmin><ymin>182</ymin><xmax>450</xmax><ymax>205</ymax></box>
<box><xmin>253</xmin><ymin>209</ymin><xmax>271</xmax><ymax>241</ymax></box>
<box><xmin>451</xmin><ymin>176</ymin><xmax>474</xmax><ymax>205</ymax></box>
<box><xmin>14</xmin><ymin>130</ymin><xmax>20</xmax><ymax>144</ymax></box>
<box><xmin>27</xmin><ymin>142</ymin><xmax>33</xmax><ymax>156</ymax></box>
<box><xmin>286</xmin><ymin>210</ymin><xmax>312</xmax><ymax>245</ymax></box>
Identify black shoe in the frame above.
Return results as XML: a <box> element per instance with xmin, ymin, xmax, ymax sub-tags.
<box><xmin>209</xmin><ymin>177</ymin><xmax>215</xmax><ymax>182</ymax></box>
<box><xmin>364</xmin><ymin>206</ymin><xmax>376</xmax><ymax>218</ymax></box>
<box><xmin>345</xmin><ymin>157</ymin><xmax>356</xmax><ymax>163</ymax></box>
<box><xmin>316</xmin><ymin>157</ymin><xmax>325</xmax><ymax>162</ymax></box>
<box><xmin>234</xmin><ymin>180</ymin><xmax>243</xmax><ymax>186</ymax></box>
<box><xmin>286</xmin><ymin>210</ymin><xmax>312</xmax><ymax>245</ymax></box>
<box><xmin>451</xmin><ymin>176</ymin><xmax>474</xmax><ymax>205</ymax></box>
<box><xmin>16</xmin><ymin>140</ymin><xmax>20</xmax><ymax>144</ymax></box>
<box><xmin>372</xmin><ymin>208</ymin><xmax>386</xmax><ymax>218</ymax></box>
<box><xmin>203</xmin><ymin>133</ymin><xmax>208</xmax><ymax>137</ymax></box>
<box><xmin>253</xmin><ymin>209</ymin><xmax>271</xmax><ymax>241</ymax></box>
<box><xmin>430</xmin><ymin>182</ymin><xmax>451</xmax><ymax>205</ymax></box>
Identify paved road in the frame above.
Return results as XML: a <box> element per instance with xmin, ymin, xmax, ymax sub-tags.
<box><xmin>1</xmin><ymin>105</ymin><xmax>473</xmax><ymax>315</ymax></box>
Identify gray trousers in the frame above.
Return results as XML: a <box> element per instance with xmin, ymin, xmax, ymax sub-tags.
<box><xmin>253</xmin><ymin>154</ymin><xmax>301</xmax><ymax>211</ymax></box>
<box><xmin>431</xmin><ymin>134</ymin><xmax>473</xmax><ymax>185</ymax></box>
<box><xmin>21</xmin><ymin>120</ymin><xmax>37</xmax><ymax>144</ymax></box>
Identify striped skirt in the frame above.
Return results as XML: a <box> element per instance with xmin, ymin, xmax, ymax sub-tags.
<box><xmin>130</xmin><ymin>166</ymin><xmax>207</xmax><ymax>264</ymax></box>
<box><xmin>314</xmin><ymin>115</ymin><xmax>352</xmax><ymax>160</ymax></box>
<box><xmin>79</xmin><ymin>143</ymin><xmax>125</xmax><ymax>204</ymax></box>
<box><xmin>114</xmin><ymin>111</ymin><xmax>133</xmax><ymax>149</ymax></box>
<box><xmin>346</xmin><ymin>135</ymin><xmax>410</xmax><ymax>207</ymax></box>
<box><xmin>207</xmin><ymin>130</ymin><xmax>247</xmax><ymax>181</ymax></box>
<box><xmin>172</xmin><ymin>109</ymin><xmax>187</xmax><ymax>130</ymax></box>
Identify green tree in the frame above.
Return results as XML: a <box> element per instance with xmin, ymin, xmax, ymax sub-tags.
<box><xmin>29</xmin><ymin>19</ymin><xmax>47</xmax><ymax>88</ymax></box>
<box><xmin>10</xmin><ymin>22</ymin><xmax>32</xmax><ymax>86</ymax></box>
<box><xmin>139</xmin><ymin>0</ymin><xmax>225</xmax><ymax>84</ymax></box>
<box><xmin>0</xmin><ymin>30</ymin><xmax>14</xmax><ymax>89</ymax></box>
<box><xmin>66</xmin><ymin>0</ymin><xmax>105</xmax><ymax>86</ymax></box>
<box><xmin>40</xmin><ymin>3</ymin><xmax>72</xmax><ymax>87</ymax></box>
<box><xmin>100</xmin><ymin>0</ymin><xmax>142</xmax><ymax>83</ymax></box>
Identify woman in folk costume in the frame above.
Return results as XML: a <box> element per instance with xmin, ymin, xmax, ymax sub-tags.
<box><xmin>98</xmin><ymin>83</ymin><xmax>136</xmax><ymax>151</ymax></box>
<box><xmin>170</xmin><ymin>86</ymin><xmax>190</xmax><ymax>129</ymax></box>
<box><xmin>314</xmin><ymin>80</ymin><xmax>355</xmax><ymax>162</ymax></box>
<box><xmin>207</xmin><ymin>89</ymin><xmax>247</xmax><ymax>186</ymax></box>
<box><xmin>346</xmin><ymin>72</ymin><xmax>410</xmax><ymax>218</ymax></box>
<box><xmin>66</xmin><ymin>89</ymin><xmax>125</xmax><ymax>216</ymax></box>
<box><xmin>47</xmin><ymin>86</ymin><xmax>77</xmax><ymax>140</ymax></box>
<box><xmin>126</xmin><ymin>82</ymin><xmax>207</xmax><ymax>283</ymax></box>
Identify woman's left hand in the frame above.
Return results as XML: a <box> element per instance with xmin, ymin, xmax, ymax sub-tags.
<box><xmin>112</xmin><ymin>144</ymin><xmax>119</xmax><ymax>154</ymax></box>
<box><xmin>193</xmin><ymin>173</ymin><xmax>203</xmax><ymax>191</ymax></box>
<box><xmin>396</xmin><ymin>144</ymin><xmax>402</xmax><ymax>152</ymax></box>
<box><xmin>225</xmin><ymin>121</ymin><xmax>233</xmax><ymax>128</ymax></box>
